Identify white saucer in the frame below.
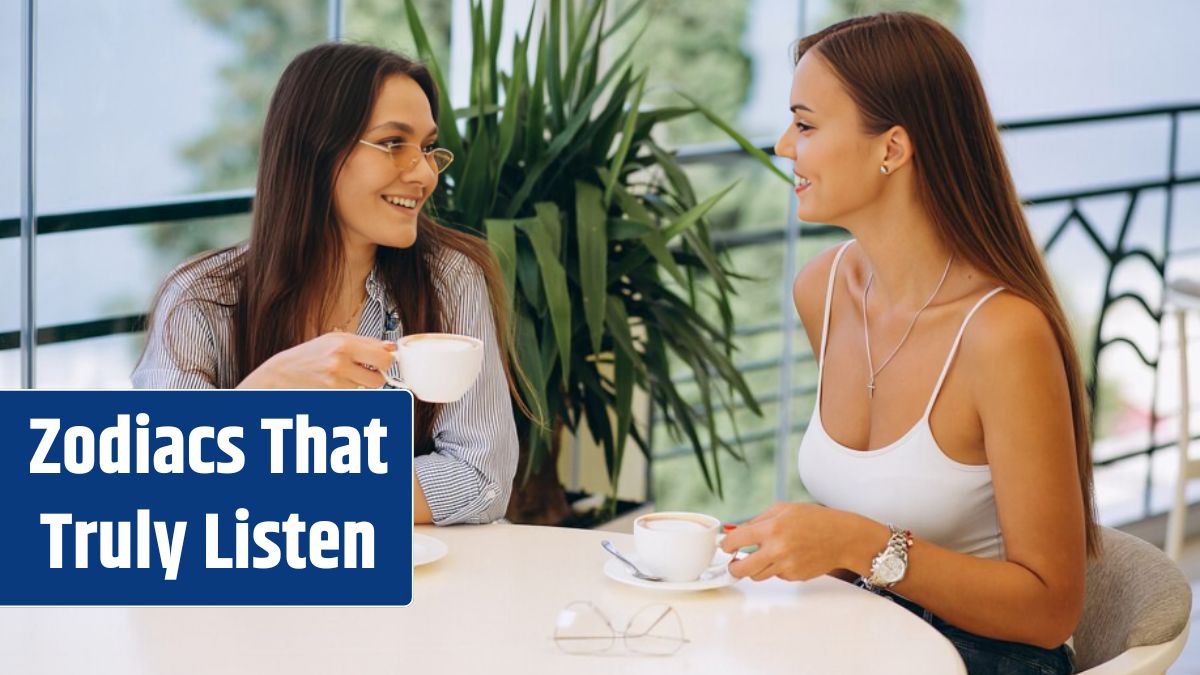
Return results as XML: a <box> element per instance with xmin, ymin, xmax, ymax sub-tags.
<box><xmin>603</xmin><ymin>552</ymin><xmax>737</xmax><ymax>592</ymax></box>
<box><xmin>414</xmin><ymin>533</ymin><xmax>448</xmax><ymax>567</ymax></box>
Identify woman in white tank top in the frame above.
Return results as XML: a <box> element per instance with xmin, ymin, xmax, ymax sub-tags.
<box><xmin>719</xmin><ymin>13</ymin><xmax>1095</xmax><ymax>674</ymax></box>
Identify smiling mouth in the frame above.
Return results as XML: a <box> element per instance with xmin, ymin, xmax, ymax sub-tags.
<box><xmin>383</xmin><ymin>195</ymin><xmax>419</xmax><ymax>209</ymax></box>
<box><xmin>794</xmin><ymin>175</ymin><xmax>812</xmax><ymax>192</ymax></box>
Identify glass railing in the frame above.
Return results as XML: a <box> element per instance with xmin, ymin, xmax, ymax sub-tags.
<box><xmin>4</xmin><ymin>103</ymin><xmax>1199</xmax><ymax>523</ymax></box>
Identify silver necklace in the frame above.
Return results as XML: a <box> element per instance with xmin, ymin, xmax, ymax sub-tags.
<box><xmin>861</xmin><ymin>254</ymin><xmax>954</xmax><ymax>400</ymax></box>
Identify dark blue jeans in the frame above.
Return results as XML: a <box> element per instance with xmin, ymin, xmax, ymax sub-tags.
<box><xmin>856</xmin><ymin>580</ymin><xmax>1075</xmax><ymax>675</ymax></box>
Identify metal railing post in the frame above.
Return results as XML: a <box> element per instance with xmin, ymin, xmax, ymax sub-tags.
<box><xmin>19</xmin><ymin>0</ymin><xmax>37</xmax><ymax>389</ymax></box>
<box><xmin>774</xmin><ymin>191</ymin><xmax>800</xmax><ymax>502</ymax></box>
<box><xmin>328</xmin><ymin>0</ymin><xmax>344</xmax><ymax>41</ymax></box>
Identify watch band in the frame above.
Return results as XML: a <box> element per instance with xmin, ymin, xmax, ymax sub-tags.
<box><xmin>862</xmin><ymin>525</ymin><xmax>913</xmax><ymax>591</ymax></box>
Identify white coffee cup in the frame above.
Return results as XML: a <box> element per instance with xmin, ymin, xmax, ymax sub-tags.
<box><xmin>633</xmin><ymin>511</ymin><xmax>721</xmax><ymax>582</ymax></box>
<box><xmin>384</xmin><ymin>333</ymin><xmax>483</xmax><ymax>402</ymax></box>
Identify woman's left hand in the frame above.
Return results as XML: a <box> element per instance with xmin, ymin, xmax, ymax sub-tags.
<box><xmin>721</xmin><ymin>502</ymin><xmax>881</xmax><ymax>582</ymax></box>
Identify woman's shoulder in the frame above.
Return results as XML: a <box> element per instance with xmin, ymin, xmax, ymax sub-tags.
<box><xmin>959</xmin><ymin>289</ymin><xmax>1061</xmax><ymax>373</ymax></box>
<box><xmin>433</xmin><ymin>245</ymin><xmax>479</xmax><ymax>271</ymax></box>
<box><xmin>793</xmin><ymin>240</ymin><xmax>854</xmax><ymax>324</ymax></box>
<box><xmin>965</xmin><ymin>290</ymin><xmax>1055</xmax><ymax>344</ymax></box>
<box><xmin>159</xmin><ymin>246</ymin><xmax>245</xmax><ymax>306</ymax></box>
<box><xmin>431</xmin><ymin>245</ymin><xmax>487</xmax><ymax>290</ymax></box>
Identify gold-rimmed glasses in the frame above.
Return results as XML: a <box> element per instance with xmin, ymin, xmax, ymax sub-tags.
<box><xmin>357</xmin><ymin>139</ymin><xmax>454</xmax><ymax>174</ymax></box>
<box><xmin>553</xmin><ymin>601</ymin><xmax>689</xmax><ymax>656</ymax></box>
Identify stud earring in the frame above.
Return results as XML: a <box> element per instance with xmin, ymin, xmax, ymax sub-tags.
<box><xmin>879</xmin><ymin>164</ymin><xmax>890</xmax><ymax>175</ymax></box>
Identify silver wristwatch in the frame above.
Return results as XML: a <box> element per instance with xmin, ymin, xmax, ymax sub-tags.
<box><xmin>863</xmin><ymin>525</ymin><xmax>912</xmax><ymax>590</ymax></box>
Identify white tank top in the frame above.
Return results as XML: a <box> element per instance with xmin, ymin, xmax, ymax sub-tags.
<box><xmin>797</xmin><ymin>241</ymin><xmax>1008</xmax><ymax>560</ymax></box>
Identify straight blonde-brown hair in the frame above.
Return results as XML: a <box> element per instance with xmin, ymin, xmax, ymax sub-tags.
<box><xmin>797</xmin><ymin>13</ymin><xmax>1099</xmax><ymax>555</ymax></box>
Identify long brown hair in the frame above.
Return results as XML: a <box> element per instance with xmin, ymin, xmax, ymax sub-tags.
<box><xmin>797</xmin><ymin>13</ymin><xmax>1099</xmax><ymax>555</ymax></box>
<box><xmin>146</xmin><ymin>43</ymin><xmax>522</xmax><ymax>453</ymax></box>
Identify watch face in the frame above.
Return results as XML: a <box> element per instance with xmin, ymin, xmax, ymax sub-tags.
<box><xmin>878</xmin><ymin>555</ymin><xmax>906</xmax><ymax>584</ymax></box>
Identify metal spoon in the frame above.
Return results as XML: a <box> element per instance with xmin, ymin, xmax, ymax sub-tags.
<box><xmin>600</xmin><ymin>540</ymin><xmax>664</xmax><ymax>582</ymax></box>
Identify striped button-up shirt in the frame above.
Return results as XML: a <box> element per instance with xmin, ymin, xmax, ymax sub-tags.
<box><xmin>132</xmin><ymin>246</ymin><xmax>518</xmax><ymax>525</ymax></box>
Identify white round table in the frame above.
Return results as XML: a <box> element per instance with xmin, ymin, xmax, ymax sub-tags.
<box><xmin>0</xmin><ymin>524</ymin><xmax>966</xmax><ymax>674</ymax></box>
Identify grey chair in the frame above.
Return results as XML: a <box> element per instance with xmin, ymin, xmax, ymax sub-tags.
<box><xmin>1074</xmin><ymin>527</ymin><xmax>1192</xmax><ymax>674</ymax></box>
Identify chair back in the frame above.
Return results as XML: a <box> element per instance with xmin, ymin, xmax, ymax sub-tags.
<box><xmin>1075</xmin><ymin>527</ymin><xmax>1192</xmax><ymax>670</ymax></box>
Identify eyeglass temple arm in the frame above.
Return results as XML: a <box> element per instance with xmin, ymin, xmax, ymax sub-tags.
<box><xmin>623</xmin><ymin>607</ymin><xmax>677</xmax><ymax>639</ymax></box>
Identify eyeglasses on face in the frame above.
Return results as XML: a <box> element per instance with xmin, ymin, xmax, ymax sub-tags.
<box><xmin>553</xmin><ymin>601</ymin><xmax>689</xmax><ymax>656</ymax></box>
<box><xmin>357</xmin><ymin>139</ymin><xmax>454</xmax><ymax>174</ymax></box>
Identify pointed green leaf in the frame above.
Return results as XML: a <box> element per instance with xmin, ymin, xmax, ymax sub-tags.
<box><xmin>404</xmin><ymin>0</ymin><xmax>464</xmax><ymax>162</ymax></box>
<box><xmin>574</xmin><ymin>31</ymin><xmax>601</xmax><ymax>110</ymax></box>
<box><xmin>678</xmin><ymin>90</ymin><xmax>792</xmax><ymax>184</ymax></box>
<box><xmin>632</xmin><ymin>106</ymin><xmax>693</xmax><ymax>141</ymax></box>
<box><xmin>647</xmin><ymin>142</ymin><xmax>696</xmax><ymax>207</ymax></box>
<box><xmin>660</xmin><ymin>306</ymin><xmax>760</xmax><ymax>416</ymax></box>
<box><xmin>546</xmin><ymin>0</ymin><xmax>564</xmax><ymax>130</ymax></box>
<box><xmin>613</xmin><ymin>340</ymin><xmax>635</xmax><ymax>488</ymax></box>
<box><xmin>521</xmin><ymin>204</ymin><xmax>572</xmax><ymax>385</ymax></box>
<box><xmin>601</xmin><ymin>0</ymin><xmax>648</xmax><ymax>40</ymax></box>
<box><xmin>565</xmin><ymin>0</ymin><xmax>576</xmax><ymax>46</ymax></box>
<box><xmin>604</xmin><ymin>70</ymin><xmax>646</xmax><ymax>204</ymax></box>
<box><xmin>606</xmin><ymin>217</ymin><xmax>653</xmax><ymax>240</ymax></box>
<box><xmin>488</xmin><ymin>0</ymin><xmax>504</xmax><ymax>105</ymax></box>
<box><xmin>577</xmin><ymin>364</ymin><xmax>616</xmax><ymax>482</ymax></box>
<box><xmin>662</xmin><ymin>381</ymin><xmax>713</xmax><ymax>492</ymax></box>
<box><xmin>492</xmin><ymin>36</ymin><xmax>527</xmax><ymax>211</ymax></box>
<box><xmin>603</xmin><ymin>175</ymin><xmax>653</xmax><ymax>222</ymax></box>
<box><xmin>470</xmin><ymin>1</ymin><xmax>485</xmax><ymax>124</ymax></box>
<box><xmin>539</xmin><ymin>317</ymin><xmax>560</xmax><ymax>383</ymax></box>
<box><xmin>565</xmin><ymin>0</ymin><xmax>605</xmax><ymax>100</ymax></box>
<box><xmin>505</xmin><ymin>43</ymin><xmax>639</xmax><ymax>217</ymax></box>
<box><xmin>681</xmin><ymin>228</ymin><xmax>733</xmax><ymax>293</ymax></box>
<box><xmin>662</xmin><ymin>180</ymin><xmax>738</xmax><ymax>241</ymax></box>
<box><xmin>452</xmin><ymin>103</ymin><xmax>504</xmax><ymax>120</ymax></box>
<box><xmin>533</xmin><ymin>202</ymin><xmax>562</xmax><ymax>254</ymax></box>
<box><xmin>484</xmin><ymin>218</ymin><xmax>518</xmax><ymax>313</ymax></box>
<box><xmin>514</xmin><ymin>309</ymin><xmax>550</xmax><ymax>481</ymax></box>
<box><xmin>694</xmin><ymin>359</ymin><xmax>722</xmax><ymax>498</ymax></box>
<box><xmin>576</xmin><ymin>181</ymin><xmax>608</xmax><ymax>354</ymax></box>
<box><xmin>514</xmin><ymin>308</ymin><xmax>549</xmax><ymax>400</ymax></box>
<box><xmin>458</xmin><ymin>124</ymin><xmax>495</xmax><ymax>228</ymax></box>
<box><xmin>515</xmin><ymin>237</ymin><xmax>544</xmax><ymax>312</ymax></box>
<box><xmin>578</xmin><ymin>67</ymin><xmax>633</xmax><ymax>166</ymax></box>
<box><xmin>496</xmin><ymin>34</ymin><xmax>525</xmax><ymax>168</ymax></box>
<box><xmin>642</xmin><ymin>231</ymin><xmax>686</xmax><ymax>286</ymax></box>
<box><xmin>526</xmin><ymin>27</ymin><xmax>547</xmax><ymax>162</ymax></box>
<box><xmin>605</xmin><ymin>295</ymin><xmax>639</xmax><ymax>369</ymax></box>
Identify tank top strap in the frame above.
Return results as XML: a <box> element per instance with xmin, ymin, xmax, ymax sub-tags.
<box><xmin>923</xmin><ymin>287</ymin><xmax>1007</xmax><ymax>419</ymax></box>
<box><xmin>818</xmin><ymin>241</ymin><xmax>856</xmax><ymax>371</ymax></box>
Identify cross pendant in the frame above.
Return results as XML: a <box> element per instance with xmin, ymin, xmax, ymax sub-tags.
<box><xmin>867</xmin><ymin>382</ymin><xmax>876</xmax><ymax>400</ymax></box>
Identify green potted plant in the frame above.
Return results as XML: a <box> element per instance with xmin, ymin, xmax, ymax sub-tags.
<box><xmin>405</xmin><ymin>0</ymin><xmax>789</xmax><ymax>524</ymax></box>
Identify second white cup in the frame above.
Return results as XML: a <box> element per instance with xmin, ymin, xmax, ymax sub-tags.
<box><xmin>633</xmin><ymin>511</ymin><xmax>721</xmax><ymax>582</ymax></box>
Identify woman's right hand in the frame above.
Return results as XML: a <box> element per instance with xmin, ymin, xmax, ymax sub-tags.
<box><xmin>237</xmin><ymin>333</ymin><xmax>397</xmax><ymax>389</ymax></box>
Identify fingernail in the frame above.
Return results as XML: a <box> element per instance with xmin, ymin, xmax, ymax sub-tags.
<box><xmin>723</xmin><ymin>523</ymin><xmax>737</xmax><ymax>532</ymax></box>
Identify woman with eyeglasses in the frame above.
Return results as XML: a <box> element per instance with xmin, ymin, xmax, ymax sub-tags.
<box><xmin>133</xmin><ymin>43</ymin><xmax>520</xmax><ymax>526</ymax></box>
<box><xmin>721</xmin><ymin>13</ymin><xmax>1093</xmax><ymax>674</ymax></box>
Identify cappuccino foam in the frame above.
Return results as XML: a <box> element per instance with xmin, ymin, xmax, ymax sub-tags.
<box><xmin>402</xmin><ymin>337</ymin><xmax>476</xmax><ymax>354</ymax></box>
<box><xmin>642</xmin><ymin>518</ymin><xmax>708</xmax><ymax>532</ymax></box>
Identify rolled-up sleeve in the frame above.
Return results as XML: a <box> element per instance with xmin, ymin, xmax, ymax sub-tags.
<box><xmin>415</xmin><ymin>256</ymin><xmax>519</xmax><ymax>525</ymax></box>
<box><xmin>131</xmin><ymin>277</ymin><xmax>220</xmax><ymax>390</ymax></box>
